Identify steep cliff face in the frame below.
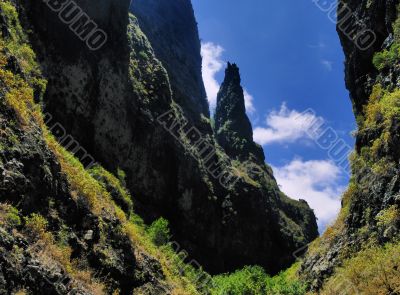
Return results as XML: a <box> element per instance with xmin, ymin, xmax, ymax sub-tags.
<box><xmin>337</xmin><ymin>0</ymin><xmax>400</xmax><ymax>236</ymax></box>
<box><xmin>301</xmin><ymin>1</ymin><xmax>400</xmax><ymax>293</ymax></box>
<box><xmin>0</xmin><ymin>0</ymin><xmax>318</xmax><ymax>284</ymax></box>
<box><xmin>338</xmin><ymin>0</ymin><xmax>399</xmax><ymax>116</ymax></box>
<box><xmin>0</xmin><ymin>2</ymin><xmax>191</xmax><ymax>294</ymax></box>
<box><xmin>131</xmin><ymin>0</ymin><xmax>210</xmax><ymax>120</ymax></box>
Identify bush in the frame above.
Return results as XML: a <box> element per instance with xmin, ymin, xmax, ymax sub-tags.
<box><xmin>24</xmin><ymin>213</ymin><xmax>50</xmax><ymax>241</ymax></box>
<box><xmin>5</xmin><ymin>206</ymin><xmax>21</xmax><ymax>228</ymax></box>
<box><xmin>372</xmin><ymin>3</ymin><xmax>400</xmax><ymax>72</ymax></box>
<box><xmin>147</xmin><ymin>217</ymin><xmax>171</xmax><ymax>246</ymax></box>
<box><xmin>376</xmin><ymin>205</ymin><xmax>400</xmax><ymax>228</ymax></box>
<box><xmin>212</xmin><ymin>266</ymin><xmax>268</xmax><ymax>294</ymax></box>
<box><xmin>117</xmin><ymin>168</ymin><xmax>127</xmax><ymax>185</ymax></box>
<box><xmin>211</xmin><ymin>264</ymin><xmax>306</xmax><ymax>295</ymax></box>
<box><xmin>321</xmin><ymin>243</ymin><xmax>400</xmax><ymax>295</ymax></box>
<box><xmin>372</xmin><ymin>47</ymin><xmax>400</xmax><ymax>71</ymax></box>
<box><xmin>0</xmin><ymin>204</ymin><xmax>21</xmax><ymax>229</ymax></box>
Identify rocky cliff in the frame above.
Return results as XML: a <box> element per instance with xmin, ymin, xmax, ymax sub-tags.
<box><xmin>0</xmin><ymin>1</ymin><xmax>185</xmax><ymax>293</ymax></box>
<box><xmin>0</xmin><ymin>0</ymin><xmax>319</xmax><ymax>293</ymax></box>
<box><xmin>132</xmin><ymin>0</ymin><xmax>210</xmax><ymax>120</ymax></box>
<box><xmin>214</xmin><ymin>63</ymin><xmax>265</xmax><ymax>163</ymax></box>
<box><xmin>22</xmin><ymin>0</ymin><xmax>318</xmax><ymax>275</ymax></box>
<box><xmin>301</xmin><ymin>1</ymin><xmax>400</xmax><ymax>293</ymax></box>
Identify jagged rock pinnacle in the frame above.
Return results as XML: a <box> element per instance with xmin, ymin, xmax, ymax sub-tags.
<box><xmin>214</xmin><ymin>62</ymin><xmax>264</xmax><ymax>162</ymax></box>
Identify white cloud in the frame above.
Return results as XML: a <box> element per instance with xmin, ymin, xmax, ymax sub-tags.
<box><xmin>272</xmin><ymin>159</ymin><xmax>344</xmax><ymax>231</ymax></box>
<box><xmin>201</xmin><ymin>42</ymin><xmax>256</xmax><ymax>114</ymax></box>
<box><xmin>244</xmin><ymin>89</ymin><xmax>255</xmax><ymax>114</ymax></box>
<box><xmin>321</xmin><ymin>59</ymin><xmax>333</xmax><ymax>71</ymax></box>
<box><xmin>253</xmin><ymin>103</ymin><xmax>324</xmax><ymax>145</ymax></box>
<box><xmin>201</xmin><ymin>42</ymin><xmax>224</xmax><ymax>109</ymax></box>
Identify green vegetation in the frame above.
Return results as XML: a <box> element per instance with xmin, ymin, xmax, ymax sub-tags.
<box><xmin>117</xmin><ymin>168</ymin><xmax>127</xmax><ymax>185</ymax></box>
<box><xmin>24</xmin><ymin>213</ymin><xmax>49</xmax><ymax>241</ymax></box>
<box><xmin>364</xmin><ymin>85</ymin><xmax>400</xmax><ymax>130</ymax></box>
<box><xmin>373</xmin><ymin>5</ymin><xmax>400</xmax><ymax>71</ymax></box>
<box><xmin>128</xmin><ymin>14</ymin><xmax>171</xmax><ymax>103</ymax></box>
<box><xmin>0</xmin><ymin>2</ymin><xmax>46</xmax><ymax>127</ymax></box>
<box><xmin>89</xmin><ymin>165</ymin><xmax>134</xmax><ymax>215</ymax></box>
<box><xmin>0</xmin><ymin>1</ymin><xmax>43</xmax><ymax>78</ymax></box>
<box><xmin>373</xmin><ymin>44</ymin><xmax>400</xmax><ymax>71</ymax></box>
<box><xmin>231</xmin><ymin>160</ymin><xmax>261</xmax><ymax>187</ymax></box>
<box><xmin>376</xmin><ymin>205</ymin><xmax>400</xmax><ymax>228</ymax></box>
<box><xmin>0</xmin><ymin>204</ymin><xmax>21</xmax><ymax>229</ymax></box>
<box><xmin>321</xmin><ymin>242</ymin><xmax>400</xmax><ymax>295</ymax></box>
<box><xmin>354</xmin><ymin>85</ymin><xmax>400</xmax><ymax>178</ymax></box>
<box><xmin>147</xmin><ymin>217</ymin><xmax>171</xmax><ymax>246</ymax></box>
<box><xmin>211</xmin><ymin>263</ymin><xmax>306</xmax><ymax>295</ymax></box>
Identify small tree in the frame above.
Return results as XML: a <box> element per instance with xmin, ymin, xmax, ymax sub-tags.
<box><xmin>148</xmin><ymin>217</ymin><xmax>171</xmax><ymax>246</ymax></box>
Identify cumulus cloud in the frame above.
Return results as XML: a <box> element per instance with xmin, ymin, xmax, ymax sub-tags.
<box><xmin>272</xmin><ymin>159</ymin><xmax>344</xmax><ymax>231</ymax></box>
<box><xmin>201</xmin><ymin>42</ymin><xmax>224</xmax><ymax>109</ymax></box>
<box><xmin>253</xmin><ymin>103</ymin><xmax>324</xmax><ymax>145</ymax></box>
<box><xmin>201</xmin><ymin>42</ymin><xmax>256</xmax><ymax>114</ymax></box>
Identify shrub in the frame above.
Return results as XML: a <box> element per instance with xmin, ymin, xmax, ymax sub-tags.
<box><xmin>5</xmin><ymin>206</ymin><xmax>21</xmax><ymax>228</ymax></box>
<box><xmin>147</xmin><ymin>217</ymin><xmax>171</xmax><ymax>246</ymax></box>
<box><xmin>372</xmin><ymin>4</ymin><xmax>400</xmax><ymax>72</ymax></box>
<box><xmin>212</xmin><ymin>266</ymin><xmax>268</xmax><ymax>294</ymax></box>
<box><xmin>24</xmin><ymin>213</ymin><xmax>50</xmax><ymax>242</ymax></box>
<box><xmin>376</xmin><ymin>205</ymin><xmax>400</xmax><ymax>228</ymax></box>
<box><xmin>117</xmin><ymin>168</ymin><xmax>127</xmax><ymax>185</ymax></box>
<box><xmin>372</xmin><ymin>51</ymin><xmax>387</xmax><ymax>71</ymax></box>
<box><xmin>321</xmin><ymin>243</ymin><xmax>400</xmax><ymax>295</ymax></box>
<box><xmin>372</xmin><ymin>6</ymin><xmax>400</xmax><ymax>71</ymax></box>
<box><xmin>211</xmin><ymin>264</ymin><xmax>306</xmax><ymax>295</ymax></box>
<box><xmin>0</xmin><ymin>204</ymin><xmax>21</xmax><ymax>229</ymax></box>
<box><xmin>372</xmin><ymin>46</ymin><xmax>400</xmax><ymax>71</ymax></box>
<box><xmin>361</xmin><ymin>86</ymin><xmax>400</xmax><ymax>161</ymax></box>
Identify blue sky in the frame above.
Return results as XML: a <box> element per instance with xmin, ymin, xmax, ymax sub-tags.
<box><xmin>192</xmin><ymin>0</ymin><xmax>356</xmax><ymax>231</ymax></box>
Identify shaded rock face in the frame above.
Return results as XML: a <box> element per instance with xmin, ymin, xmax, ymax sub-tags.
<box><xmin>214</xmin><ymin>63</ymin><xmax>265</xmax><ymax>163</ymax></box>
<box><xmin>0</xmin><ymin>28</ymin><xmax>168</xmax><ymax>295</ymax></box>
<box><xmin>15</xmin><ymin>0</ymin><xmax>318</xmax><ymax>276</ymax></box>
<box><xmin>301</xmin><ymin>0</ymin><xmax>400</xmax><ymax>290</ymax></box>
<box><xmin>338</xmin><ymin>0</ymin><xmax>400</xmax><ymax>251</ymax></box>
<box><xmin>132</xmin><ymin>0</ymin><xmax>210</xmax><ymax>120</ymax></box>
<box><xmin>338</xmin><ymin>0</ymin><xmax>399</xmax><ymax>116</ymax></box>
<box><xmin>23</xmin><ymin>0</ymin><xmax>131</xmax><ymax>60</ymax></box>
